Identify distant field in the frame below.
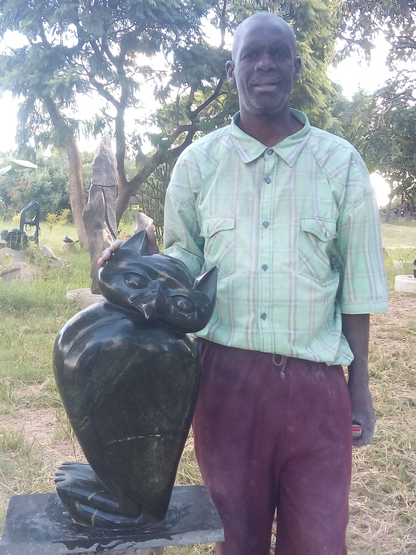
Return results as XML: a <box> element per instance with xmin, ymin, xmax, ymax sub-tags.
<box><xmin>381</xmin><ymin>222</ymin><xmax>416</xmax><ymax>250</ymax></box>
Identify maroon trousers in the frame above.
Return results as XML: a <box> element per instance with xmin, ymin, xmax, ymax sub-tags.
<box><xmin>193</xmin><ymin>339</ymin><xmax>352</xmax><ymax>555</ymax></box>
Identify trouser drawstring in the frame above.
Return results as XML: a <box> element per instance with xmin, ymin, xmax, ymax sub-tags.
<box><xmin>272</xmin><ymin>354</ymin><xmax>287</xmax><ymax>379</ymax></box>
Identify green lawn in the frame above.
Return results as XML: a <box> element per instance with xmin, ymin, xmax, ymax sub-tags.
<box><xmin>0</xmin><ymin>221</ymin><xmax>414</xmax><ymax>554</ymax></box>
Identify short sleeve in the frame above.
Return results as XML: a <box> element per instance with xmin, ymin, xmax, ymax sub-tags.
<box><xmin>335</xmin><ymin>158</ymin><xmax>389</xmax><ymax>314</ymax></box>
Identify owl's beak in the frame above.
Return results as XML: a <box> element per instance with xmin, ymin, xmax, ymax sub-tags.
<box><xmin>136</xmin><ymin>288</ymin><xmax>164</xmax><ymax>320</ymax></box>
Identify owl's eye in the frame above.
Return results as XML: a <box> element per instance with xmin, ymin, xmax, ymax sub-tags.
<box><xmin>124</xmin><ymin>273</ymin><xmax>147</xmax><ymax>289</ymax></box>
<box><xmin>172</xmin><ymin>296</ymin><xmax>195</xmax><ymax>314</ymax></box>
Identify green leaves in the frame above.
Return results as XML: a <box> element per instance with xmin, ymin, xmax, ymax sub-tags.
<box><xmin>2</xmin><ymin>0</ymin><xmax>399</xmax><ymax>222</ymax></box>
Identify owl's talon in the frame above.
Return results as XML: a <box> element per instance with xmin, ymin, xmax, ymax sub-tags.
<box><xmin>55</xmin><ymin>462</ymin><xmax>147</xmax><ymax>528</ymax></box>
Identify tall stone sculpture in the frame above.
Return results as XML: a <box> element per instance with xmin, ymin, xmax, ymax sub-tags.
<box><xmin>83</xmin><ymin>135</ymin><xmax>118</xmax><ymax>294</ymax></box>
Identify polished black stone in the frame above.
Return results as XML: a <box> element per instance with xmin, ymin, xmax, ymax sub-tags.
<box><xmin>0</xmin><ymin>487</ymin><xmax>224</xmax><ymax>555</ymax></box>
<box><xmin>53</xmin><ymin>231</ymin><xmax>217</xmax><ymax>527</ymax></box>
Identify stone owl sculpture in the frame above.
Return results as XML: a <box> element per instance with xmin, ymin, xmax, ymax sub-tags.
<box><xmin>53</xmin><ymin>230</ymin><xmax>217</xmax><ymax>529</ymax></box>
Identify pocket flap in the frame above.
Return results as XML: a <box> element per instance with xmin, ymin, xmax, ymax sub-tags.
<box><xmin>201</xmin><ymin>217</ymin><xmax>235</xmax><ymax>238</ymax></box>
<box><xmin>300</xmin><ymin>218</ymin><xmax>337</xmax><ymax>242</ymax></box>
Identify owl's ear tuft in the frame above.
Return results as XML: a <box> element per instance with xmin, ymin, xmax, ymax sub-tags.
<box><xmin>120</xmin><ymin>230</ymin><xmax>148</xmax><ymax>255</ymax></box>
<box><xmin>194</xmin><ymin>266</ymin><xmax>217</xmax><ymax>302</ymax></box>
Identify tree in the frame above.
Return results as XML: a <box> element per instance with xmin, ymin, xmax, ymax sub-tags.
<box><xmin>339</xmin><ymin>1</ymin><xmax>416</xmax><ymax>107</ymax></box>
<box><xmin>340</xmin><ymin>1</ymin><xmax>416</xmax><ymax>59</ymax></box>
<box><xmin>136</xmin><ymin>161</ymin><xmax>175</xmax><ymax>243</ymax></box>
<box><xmin>333</xmin><ymin>88</ymin><xmax>416</xmax><ymax>214</ymax></box>
<box><xmin>330</xmin><ymin>2</ymin><xmax>416</xmax><ymax>217</ymax></box>
<box><xmin>0</xmin><ymin>0</ymin><xmax>344</xmax><ymax>229</ymax></box>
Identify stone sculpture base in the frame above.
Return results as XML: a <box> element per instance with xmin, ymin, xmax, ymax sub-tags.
<box><xmin>0</xmin><ymin>486</ymin><xmax>224</xmax><ymax>555</ymax></box>
<box><xmin>66</xmin><ymin>289</ymin><xmax>104</xmax><ymax>309</ymax></box>
<box><xmin>395</xmin><ymin>274</ymin><xmax>416</xmax><ymax>293</ymax></box>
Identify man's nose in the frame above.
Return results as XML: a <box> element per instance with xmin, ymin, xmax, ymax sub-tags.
<box><xmin>254</xmin><ymin>53</ymin><xmax>276</xmax><ymax>71</ymax></box>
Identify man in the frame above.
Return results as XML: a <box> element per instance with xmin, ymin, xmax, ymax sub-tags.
<box><xmin>100</xmin><ymin>12</ymin><xmax>388</xmax><ymax>554</ymax></box>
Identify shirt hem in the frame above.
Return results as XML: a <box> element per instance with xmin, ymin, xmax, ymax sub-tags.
<box><xmin>340</xmin><ymin>301</ymin><xmax>389</xmax><ymax>314</ymax></box>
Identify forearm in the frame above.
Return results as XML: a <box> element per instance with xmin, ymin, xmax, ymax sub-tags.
<box><xmin>342</xmin><ymin>313</ymin><xmax>370</xmax><ymax>385</ymax></box>
<box><xmin>342</xmin><ymin>313</ymin><xmax>375</xmax><ymax>446</ymax></box>
<box><xmin>164</xmin><ymin>189</ymin><xmax>204</xmax><ymax>276</ymax></box>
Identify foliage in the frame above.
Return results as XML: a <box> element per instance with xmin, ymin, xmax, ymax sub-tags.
<box><xmin>331</xmin><ymin>1</ymin><xmax>416</xmax><ymax>214</ymax></box>
<box><xmin>138</xmin><ymin>162</ymin><xmax>174</xmax><ymax>242</ymax></box>
<box><xmin>0</xmin><ymin>151</ymin><xmax>69</xmax><ymax>219</ymax></box>
<box><xmin>0</xmin><ymin>0</ymin><xmax>346</xmax><ymax>225</ymax></box>
<box><xmin>0</xmin><ymin>150</ymin><xmax>95</xmax><ymax>220</ymax></box>
<box><xmin>339</xmin><ymin>1</ymin><xmax>416</xmax><ymax>122</ymax></box>
<box><xmin>45</xmin><ymin>208</ymin><xmax>70</xmax><ymax>233</ymax></box>
<box><xmin>333</xmin><ymin>85</ymin><xmax>416</xmax><ymax>210</ymax></box>
<box><xmin>340</xmin><ymin>0</ymin><xmax>416</xmax><ymax>64</ymax></box>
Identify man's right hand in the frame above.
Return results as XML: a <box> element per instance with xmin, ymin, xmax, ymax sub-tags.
<box><xmin>97</xmin><ymin>226</ymin><xmax>159</xmax><ymax>268</ymax></box>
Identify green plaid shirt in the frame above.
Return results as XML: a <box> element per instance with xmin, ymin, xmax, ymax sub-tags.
<box><xmin>164</xmin><ymin>110</ymin><xmax>388</xmax><ymax>365</ymax></box>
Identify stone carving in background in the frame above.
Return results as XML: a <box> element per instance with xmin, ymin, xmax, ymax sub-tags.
<box><xmin>83</xmin><ymin>135</ymin><xmax>118</xmax><ymax>294</ymax></box>
<box><xmin>134</xmin><ymin>211</ymin><xmax>153</xmax><ymax>235</ymax></box>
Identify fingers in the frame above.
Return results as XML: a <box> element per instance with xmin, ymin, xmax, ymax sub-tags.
<box><xmin>353</xmin><ymin>430</ymin><xmax>374</xmax><ymax>447</ymax></box>
<box><xmin>352</xmin><ymin>419</ymin><xmax>375</xmax><ymax>447</ymax></box>
<box><xmin>97</xmin><ymin>227</ymin><xmax>159</xmax><ymax>268</ymax></box>
<box><xmin>97</xmin><ymin>240</ymin><xmax>125</xmax><ymax>267</ymax></box>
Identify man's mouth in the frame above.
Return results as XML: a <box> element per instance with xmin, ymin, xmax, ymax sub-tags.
<box><xmin>252</xmin><ymin>80</ymin><xmax>280</xmax><ymax>91</ymax></box>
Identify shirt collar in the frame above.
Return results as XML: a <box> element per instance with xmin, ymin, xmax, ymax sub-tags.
<box><xmin>229</xmin><ymin>109</ymin><xmax>311</xmax><ymax>167</ymax></box>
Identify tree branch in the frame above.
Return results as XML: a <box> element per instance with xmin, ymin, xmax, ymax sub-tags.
<box><xmin>191</xmin><ymin>79</ymin><xmax>225</xmax><ymax>117</ymax></box>
<box><xmin>115</xmin><ymin>84</ymin><xmax>129</xmax><ymax>188</ymax></box>
<box><xmin>129</xmin><ymin>124</ymin><xmax>198</xmax><ymax>189</ymax></box>
<box><xmin>116</xmin><ymin>125</ymin><xmax>198</xmax><ymax>223</ymax></box>
<box><xmin>219</xmin><ymin>0</ymin><xmax>227</xmax><ymax>49</ymax></box>
<box><xmin>89</xmin><ymin>74</ymin><xmax>120</xmax><ymax>108</ymax></box>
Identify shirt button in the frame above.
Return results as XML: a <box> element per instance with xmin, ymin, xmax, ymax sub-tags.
<box><xmin>263</xmin><ymin>221</ymin><xmax>269</xmax><ymax>228</ymax></box>
<box><xmin>267</xmin><ymin>149</ymin><xmax>273</xmax><ymax>155</ymax></box>
<box><xmin>265</xmin><ymin>177</ymin><xmax>271</xmax><ymax>184</ymax></box>
<box><xmin>262</xmin><ymin>264</ymin><xmax>268</xmax><ymax>271</ymax></box>
<box><xmin>261</xmin><ymin>313</ymin><xmax>267</xmax><ymax>320</ymax></box>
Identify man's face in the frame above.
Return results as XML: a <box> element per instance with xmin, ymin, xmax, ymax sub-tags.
<box><xmin>226</xmin><ymin>18</ymin><xmax>301</xmax><ymax>117</ymax></box>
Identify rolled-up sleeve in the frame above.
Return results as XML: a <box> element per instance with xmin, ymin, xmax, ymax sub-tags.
<box><xmin>336</xmin><ymin>158</ymin><xmax>389</xmax><ymax>314</ymax></box>
<box><xmin>164</xmin><ymin>151</ymin><xmax>205</xmax><ymax>277</ymax></box>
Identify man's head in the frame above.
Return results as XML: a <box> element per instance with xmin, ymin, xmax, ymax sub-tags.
<box><xmin>226</xmin><ymin>12</ymin><xmax>301</xmax><ymax>118</ymax></box>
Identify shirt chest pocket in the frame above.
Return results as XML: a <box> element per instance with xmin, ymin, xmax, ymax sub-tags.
<box><xmin>299</xmin><ymin>217</ymin><xmax>338</xmax><ymax>282</ymax></box>
<box><xmin>201</xmin><ymin>217</ymin><xmax>236</xmax><ymax>279</ymax></box>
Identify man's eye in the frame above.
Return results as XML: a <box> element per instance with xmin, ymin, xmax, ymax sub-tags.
<box><xmin>275</xmin><ymin>49</ymin><xmax>289</xmax><ymax>58</ymax></box>
<box><xmin>243</xmin><ymin>51</ymin><xmax>257</xmax><ymax>59</ymax></box>
<box><xmin>124</xmin><ymin>273</ymin><xmax>147</xmax><ymax>289</ymax></box>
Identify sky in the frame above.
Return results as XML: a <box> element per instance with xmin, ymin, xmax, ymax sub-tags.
<box><xmin>0</xmin><ymin>31</ymin><xmax>394</xmax><ymax>206</ymax></box>
<box><xmin>328</xmin><ymin>35</ymin><xmax>394</xmax><ymax>206</ymax></box>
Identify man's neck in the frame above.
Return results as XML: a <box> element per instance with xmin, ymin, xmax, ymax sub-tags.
<box><xmin>237</xmin><ymin>108</ymin><xmax>303</xmax><ymax>147</ymax></box>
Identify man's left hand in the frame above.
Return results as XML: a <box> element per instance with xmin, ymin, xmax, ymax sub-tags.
<box><xmin>348</xmin><ymin>380</ymin><xmax>376</xmax><ymax>447</ymax></box>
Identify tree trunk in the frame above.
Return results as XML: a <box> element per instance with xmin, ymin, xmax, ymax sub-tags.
<box><xmin>386</xmin><ymin>197</ymin><xmax>391</xmax><ymax>222</ymax></box>
<box><xmin>385</xmin><ymin>181</ymin><xmax>394</xmax><ymax>223</ymax></box>
<box><xmin>43</xmin><ymin>95</ymin><xmax>88</xmax><ymax>247</ymax></box>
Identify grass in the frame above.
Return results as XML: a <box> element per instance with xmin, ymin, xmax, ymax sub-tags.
<box><xmin>381</xmin><ymin>223</ymin><xmax>416</xmax><ymax>290</ymax></box>
<box><xmin>0</xmin><ymin>220</ymin><xmax>415</xmax><ymax>553</ymax></box>
<box><xmin>346</xmin><ymin>299</ymin><xmax>416</xmax><ymax>554</ymax></box>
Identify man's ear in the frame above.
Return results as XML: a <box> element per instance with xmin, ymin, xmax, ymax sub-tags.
<box><xmin>225</xmin><ymin>60</ymin><xmax>235</xmax><ymax>85</ymax></box>
<box><xmin>293</xmin><ymin>56</ymin><xmax>302</xmax><ymax>82</ymax></box>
